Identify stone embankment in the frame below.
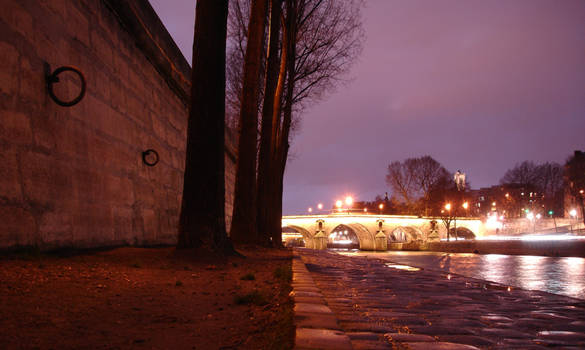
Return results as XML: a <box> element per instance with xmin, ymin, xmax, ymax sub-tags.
<box><xmin>291</xmin><ymin>248</ymin><xmax>585</xmax><ymax>349</ymax></box>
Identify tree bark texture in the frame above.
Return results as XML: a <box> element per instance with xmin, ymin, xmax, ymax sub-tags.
<box><xmin>230</xmin><ymin>0</ymin><xmax>269</xmax><ymax>243</ymax></box>
<box><xmin>178</xmin><ymin>0</ymin><xmax>231</xmax><ymax>251</ymax></box>
<box><xmin>257</xmin><ymin>0</ymin><xmax>283</xmax><ymax>245</ymax></box>
<box><xmin>269</xmin><ymin>0</ymin><xmax>297</xmax><ymax>245</ymax></box>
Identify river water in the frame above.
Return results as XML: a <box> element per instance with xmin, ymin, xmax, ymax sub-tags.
<box><xmin>338</xmin><ymin>250</ymin><xmax>585</xmax><ymax>300</ymax></box>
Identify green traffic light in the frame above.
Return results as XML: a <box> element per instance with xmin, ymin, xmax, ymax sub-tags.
<box><xmin>548</xmin><ymin>210</ymin><xmax>553</xmax><ymax>215</ymax></box>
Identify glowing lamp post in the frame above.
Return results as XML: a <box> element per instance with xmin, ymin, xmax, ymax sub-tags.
<box><xmin>335</xmin><ymin>200</ymin><xmax>343</xmax><ymax>212</ymax></box>
<box><xmin>444</xmin><ymin>203</ymin><xmax>457</xmax><ymax>240</ymax></box>
<box><xmin>308</xmin><ymin>207</ymin><xmax>312</xmax><ymax>213</ymax></box>
<box><xmin>345</xmin><ymin>196</ymin><xmax>353</xmax><ymax>214</ymax></box>
<box><xmin>317</xmin><ymin>203</ymin><xmax>323</xmax><ymax>211</ymax></box>
<box><xmin>379</xmin><ymin>203</ymin><xmax>384</xmax><ymax>214</ymax></box>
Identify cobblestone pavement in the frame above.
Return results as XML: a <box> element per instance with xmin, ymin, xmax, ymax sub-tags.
<box><xmin>292</xmin><ymin>248</ymin><xmax>585</xmax><ymax>349</ymax></box>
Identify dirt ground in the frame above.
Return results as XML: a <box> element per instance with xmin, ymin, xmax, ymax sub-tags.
<box><xmin>0</xmin><ymin>246</ymin><xmax>294</xmax><ymax>350</ymax></box>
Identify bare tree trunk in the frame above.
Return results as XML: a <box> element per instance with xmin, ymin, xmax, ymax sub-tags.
<box><xmin>269</xmin><ymin>0</ymin><xmax>297</xmax><ymax>245</ymax></box>
<box><xmin>178</xmin><ymin>0</ymin><xmax>233</xmax><ymax>253</ymax></box>
<box><xmin>266</xmin><ymin>17</ymin><xmax>288</xmax><ymax>244</ymax></box>
<box><xmin>230</xmin><ymin>0</ymin><xmax>269</xmax><ymax>244</ymax></box>
<box><xmin>257</xmin><ymin>0</ymin><xmax>283</xmax><ymax>245</ymax></box>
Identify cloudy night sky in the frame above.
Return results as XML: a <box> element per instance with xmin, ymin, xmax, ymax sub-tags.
<box><xmin>149</xmin><ymin>0</ymin><xmax>585</xmax><ymax>215</ymax></box>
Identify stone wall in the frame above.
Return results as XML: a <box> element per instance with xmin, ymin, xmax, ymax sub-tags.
<box><xmin>0</xmin><ymin>0</ymin><xmax>236</xmax><ymax>250</ymax></box>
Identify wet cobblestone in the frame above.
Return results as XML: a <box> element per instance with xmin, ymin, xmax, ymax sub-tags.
<box><xmin>292</xmin><ymin>248</ymin><xmax>585</xmax><ymax>349</ymax></box>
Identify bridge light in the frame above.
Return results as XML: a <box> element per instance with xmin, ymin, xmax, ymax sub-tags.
<box><xmin>526</xmin><ymin>212</ymin><xmax>534</xmax><ymax>220</ymax></box>
<box><xmin>569</xmin><ymin>209</ymin><xmax>577</xmax><ymax>218</ymax></box>
<box><xmin>345</xmin><ymin>196</ymin><xmax>353</xmax><ymax>206</ymax></box>
<box><xmin>548</xmin><ymin>210</ymin><xmax>553</xmax><ymax>216</ymax></box>
<box><xmin>492</xmin><ymin>201</ymin><xmax>496</xmax><ymax>207</ymax></box>
<box><xmin>535</xmin><ymin>213</ymin><xmax>541</xmax><ymax>220</ymax></box>
<box><xmin>379</xmin><ymin>203</ymin><xmax>384</xmax><ymax>210</ymax></box>
<box><xmin>335</xmin><ymin>200</ymin><xmax>343</xmax><ymax>209</ymax></box>
<box><xmin>308</xmin><ymin>207</ymin><xmax>312</xmax><ymax>213</ymax></box>
<box><xmin>444</xmin><ymin>203</ymin><xmax>451</xmax><ymax>211</ymax></box>
<box><xmin>317</xmin><ymin>203</ymin><xmax>323</xmax><ymax>210</ymax></box>
<box><xmin>462</xmin><ymin>202</ymin><xmax>469</xmax><ymax>209</ymax></box>
<box><xmin>363</xmin><ymin>208</ymin><xmax>367</xmax><ymax>212</ymax></box>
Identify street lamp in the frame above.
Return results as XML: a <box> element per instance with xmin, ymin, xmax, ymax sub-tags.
<box><xmin>336</xmin><ymin>200</ymin><xmax>343</xmax><ymax>212</ymax></box>
<box><xmin>317</xmin><ymin>203</ymin><xmax>323</xmax><ymax>210</ymax></box>
<box><xmin>445</xmin><ymin>203</ymin><xmax>454</xmax><ymax>240</ymax></box>
<box><xmin>345</xmin><ymin>196</ymin><xmax>353</xmax><ymax>214</ymax></box>
<box><xmin>379</xmin><ymin>203</ymin><xmax>384</xmax><ymax>214</ymax></box>
<box><xmin>308</xmin><ymin>207</ymin><xmax>312</xmax><ymax>213</ymax></box>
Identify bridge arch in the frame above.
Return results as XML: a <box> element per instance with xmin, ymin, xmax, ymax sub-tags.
<box><xmin>282</xmin><ymin>225</ymin><xmax>314</xmax><ymax>248</ymax></box>
<box><xmin>389</xmin><ymin>226</ymin><xmax>424</xmax><ymax>243</ymax></box>
<box><xmin>449</xmin><ymin>227</ymin><xmax>476</xmax><ymax>240</ymax></box>
<box><xmin>337</xmin><ymin>222</ymin><xmax>375</xmax><ymax>250</ymax></box>
<box><xmin>327</xmin><ymin>224</ymin><xmax>360</xmax><ymax>249</ymax></box>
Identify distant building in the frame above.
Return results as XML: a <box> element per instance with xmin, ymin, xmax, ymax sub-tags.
<box><xmin>469</xmin><ymin>183</ymin><xmax>543</xmax><ymax>218</ymax></box>
<box><xmin>564</xmin><ymin>150</ymin><xmax>585</xmax><ymax>220</ymax></box>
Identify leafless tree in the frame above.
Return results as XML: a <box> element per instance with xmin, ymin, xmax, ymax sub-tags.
<box><xmin>500</xmin><ymin>161</ymin><xmax>540</xmax><ymax>187</ymax></box>
<box><xmin>178</xmin><ymin>0</ymin><xmax>234</xmax><ymax>253</ymax></box>
<box><xmin>500</xmin><ymin>161</ymin><xmax>564</xmax><ymax>216</ymax></box>
<box><xmin>386</xmin><ymin>156</ymin><xmax>451</xmax><ymax>215</ymax></box>
<box><xmin>257</xmin><ymin>0</ymin><xmax>283</xmax><ymax>245</ymax></box>
<box><xmin>227</xmin><ymin>0</ymin><xmax>365</xmax><ymax>245</ymax></box>
<box><xmin>230</xmin><ymin>0</ymin><xmax>269</xmax><ymax>244</ymax></box>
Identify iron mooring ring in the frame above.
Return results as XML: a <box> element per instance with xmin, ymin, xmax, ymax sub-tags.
<box><xmin>142</xmin><ymin>149</ymin><xmax>159</xmax><ymax>167</ymax></box>
<box><xmin>46</xmin><ymin>65</ymin><xmax>86</xmax><ymax>107</ymax></box>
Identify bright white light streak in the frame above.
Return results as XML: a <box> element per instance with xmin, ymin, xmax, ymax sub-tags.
<box><xmin>477</xmin><ymin>234</ymin><xmax>585</xmax><ymax>241</ymax></box>
<box><xmin>385</xmin><ymin>263</ymin><xmax>421</xmax><ymax>271</ymax></box>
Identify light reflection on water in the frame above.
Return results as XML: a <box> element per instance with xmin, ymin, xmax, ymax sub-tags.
<box><xmin>342</xmin><ymin>251</ymin><xmax>585</xmax><ymax>300</ymax></box>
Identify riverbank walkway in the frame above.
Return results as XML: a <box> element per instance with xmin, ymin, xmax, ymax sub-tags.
<box><xmin>292</xmin><ymin>248</ymin><xmax>585</xmax><ymax>349</ymax></box>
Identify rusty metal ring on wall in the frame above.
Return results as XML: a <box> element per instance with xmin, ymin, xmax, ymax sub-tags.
<box><xmin>142</xmin><ymin>149</ymin><xmax>159</xmax><ymax>166</ymax></box>
<box><xmin>47</xmin><ymin>65</ymin><xmax>86</xmax><ymax>107</ymax></box>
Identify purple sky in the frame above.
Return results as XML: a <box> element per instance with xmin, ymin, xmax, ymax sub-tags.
<box><xmin>149</xmin><ymin>0</ymin><xmax>585</xmax><ymax>215</ymax></box>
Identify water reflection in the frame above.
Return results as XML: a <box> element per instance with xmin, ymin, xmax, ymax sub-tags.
<box><xmin>341</xmin><ymin>251</ymin><xmax>585</xmax><ymax>300</ymax></box>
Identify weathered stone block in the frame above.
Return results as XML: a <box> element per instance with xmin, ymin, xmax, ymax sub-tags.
<box><xmin>21</xmin><ymin>151</ymin><xmax>70</xmax><ymax>207</ymax></box>
<box><xmin>1</xmin><ymin>2</ymin><xmax>33</xmax><ymax>38</ymax></box>
<box><xmin>67</xmin><ymin>4</ymin><xmax>90</xmax><ymax>47</ymax></box>
<box><xmin>0</xmin><ymin>206</ymin><xmax>36</xmax><ymax>248</ymax></box>
<box><xmin>40</xmin><ymin>211</ymin><xmax>73</xmax><ymax>245</ymax></box>
<box><xmin>0</xmin><ymin>42</ymin><xmax>20</xmax><ymax>96</ymax></box>
<box><xmin>142</xmin><ymin>208</ymin><xmax>158</xmax><ymax>242</ymax></box>
<box><xmin>113</xmin><ymin>205</ymin><xmax>133</xmax><ymax>244</ymax></box>
<box><xmin>0</xmin><ymin>110</ymin><xmax>32</xmax><ymax>145</ymax></box>
<box><xmin>0</xmin><ymin>148</ymin><xmax>22</xmax><ymax>201</ymax></box>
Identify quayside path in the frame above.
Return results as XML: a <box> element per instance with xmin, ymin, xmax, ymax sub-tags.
<box><xmin>291</xmin><ymin>248</ymin><xmax>585</xmax><ymax>349</ymax></box>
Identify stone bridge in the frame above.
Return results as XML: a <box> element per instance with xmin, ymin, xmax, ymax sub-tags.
<box><xmin>282</xmin><ymin>214</ymin><xmax>486</xmax><ymax>250</ymax></box>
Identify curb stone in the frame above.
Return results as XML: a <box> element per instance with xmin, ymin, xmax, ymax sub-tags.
<box><xmin>292</xmin><ymin>250</ymin><xmax>352</xmax><ymax>349</ymax></box>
